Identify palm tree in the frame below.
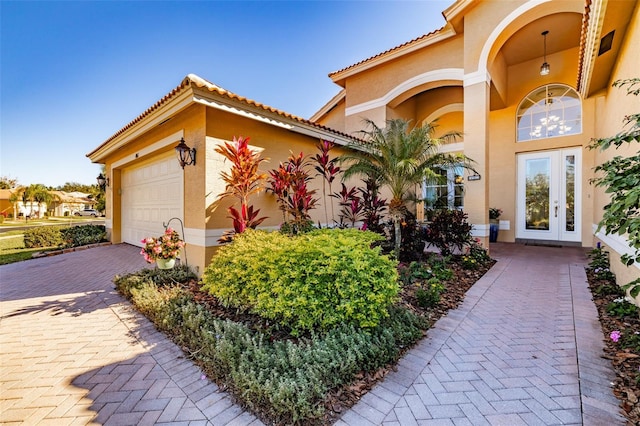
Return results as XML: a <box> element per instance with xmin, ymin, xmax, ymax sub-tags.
<box><xmin>341</xmin><ymin>118</ymin><xmax>474</xmax><ymax>257</ymax></box>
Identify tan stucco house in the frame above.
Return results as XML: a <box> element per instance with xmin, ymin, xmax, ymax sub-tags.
<box><xmin>87</xmin><ymin>74</ymin><xmax>357</xmax><ymax>275</ymax></box>
<box><xmin>311</xmin><ymin>0</ymin><xmax>640</xmax><ymax>285</ymax></box>
<box><xmin>88</xmin><ymin>0</ymin><xmax>639</xmax><ymax>284</ymax></box>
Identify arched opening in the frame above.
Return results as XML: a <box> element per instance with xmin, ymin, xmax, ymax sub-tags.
<box><xmin>516</xmin><ymin>84</ymin><xmax>582</xmax><ymax>142</ymax></box>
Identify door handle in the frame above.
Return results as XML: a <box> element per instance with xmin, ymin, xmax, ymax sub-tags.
<box><xmin>554</xmin><ymin>205</ymin><xmax>558</xmax><ymax>217</ymax></box>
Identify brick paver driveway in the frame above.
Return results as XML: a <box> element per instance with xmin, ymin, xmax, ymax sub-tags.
<box><xmin>0</xmin><ymin>242</ymin><xmax>625</xmax><ymax>425</ymax></box>
<box><xmin>0</xmin><ymin>244</ymin><xmax>261</xmax><ymax>425</ymax></box>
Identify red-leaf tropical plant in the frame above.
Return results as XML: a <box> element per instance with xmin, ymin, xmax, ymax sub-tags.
<box><xmin>359</xmin><ymin>177</ymin><xmax>387</xmax><ymax>233</ymax></box>
<box><xmin>312</xmin><ymin>140</ymin><xmax>341</xmax><ymax>226</ymax></box>
<box><xmin>215</xmin><ymin>136</ymin><xmax>268</xmax><ymax>243</ymax></box>
<box><xmin>331</xmin><ymin>183</ymin><xmax>362</xmax><ymax>228</ymax></box>
<box><xmin>268</xmin><ymin>152</ymin><xmax>318</xmax><ymax>234</ymax></box>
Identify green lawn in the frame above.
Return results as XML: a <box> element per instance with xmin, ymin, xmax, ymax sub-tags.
<box><xmin>0</xmin><ymin>234</ymin><xmax>55</xmax><ymax>265</ymax></box>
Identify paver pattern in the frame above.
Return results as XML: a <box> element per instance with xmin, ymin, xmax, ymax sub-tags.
<box><xmin>337</xmin><ymin>244</ymin><xmax>624</xmax><ymax>426</ymax></box>
<box><xmin>0</xmin><ymin>244</ymin><xmax>262</xmax><ymax>425</ymax></box>
<box><xmin>0</xmin><ymin>242</ymin><xmax>625</xmax><ymax>425</ymax></box>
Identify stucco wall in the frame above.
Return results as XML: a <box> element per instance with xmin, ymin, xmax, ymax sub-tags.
<box><xmin>591</xmin><ymin>2</ymin><xmax>640</xmax><ymax>284</ymax></box>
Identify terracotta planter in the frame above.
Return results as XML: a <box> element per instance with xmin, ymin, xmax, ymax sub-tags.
<box><xmin>156</xmin><ymin>258</ymin><xmax>176</xmax><ymax>270</ymax></box>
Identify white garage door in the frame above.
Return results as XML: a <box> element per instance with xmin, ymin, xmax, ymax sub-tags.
<box><xmin>121</xmin><ymin>152</ymin><xmax>183</xmax><ymax>247</ymax></box>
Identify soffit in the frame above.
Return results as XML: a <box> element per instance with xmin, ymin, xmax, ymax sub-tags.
<box><xmin>87</xmin><ymin>74</ymin><xmax>358</xmax><ymax>163</ymax></box>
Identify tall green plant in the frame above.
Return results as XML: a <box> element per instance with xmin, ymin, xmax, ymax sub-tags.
<box><xmin>340</xmin><ymin>118</ymin><xmax>473</xmax><ymax>257</ymax></box>
<box><xmin>589</xmin><ymin>78</ymin><xmax>640</xmax><ymax>266</ymax></box>
<box><xmin>215</xmin><ymin>136</ymin><xmax>268</xmax><ymax>242</ymax></box>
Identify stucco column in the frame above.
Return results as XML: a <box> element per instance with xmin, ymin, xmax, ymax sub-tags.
<box><xmin>463</xmin><ymin>80</ymin><xmax>490</xmax><ymax>246</ymax></box>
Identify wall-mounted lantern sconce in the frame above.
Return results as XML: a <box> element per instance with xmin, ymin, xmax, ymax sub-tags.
<box><xmin>540</xmin><ymin>30</ymin><xmax>550</xmax><ymax>76</ymax></box>
<box><xmin>97</xmin><ymin>173</ymin><xmax>109</xmax><ymax>190</ymax></box>
<box><xmin>175</xmin><ymin>138</ymin><xmax>196</xmax><ymax>169</ymax></box>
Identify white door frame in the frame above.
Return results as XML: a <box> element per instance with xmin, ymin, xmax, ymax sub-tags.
<box><xmin>516</xmin><ymin>148</ymin><xmax>581</xmax><ymax>243</ymax></box>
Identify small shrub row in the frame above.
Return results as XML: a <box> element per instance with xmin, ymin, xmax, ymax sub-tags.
<box><xmin>202</xmin><ymin>229</ymin><xmax>400</xmax><ymax>334</ymax></box>
<box><xmin>115</xmin><ymin>270</ymin><xmax>427</xmax><ymax>424</ymax></box>
<box><xmin>23</xmin><ymin>225</ymin><xmax>106</xmax><ymax>249</ymax></box>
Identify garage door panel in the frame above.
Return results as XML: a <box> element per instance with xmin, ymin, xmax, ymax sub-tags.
<box><xmin>122</xmin><ymin>154</ymin><xmax>183</xmax><ymax>247</ymax></box>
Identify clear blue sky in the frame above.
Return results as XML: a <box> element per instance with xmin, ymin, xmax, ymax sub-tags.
<box><xmin>1</xmin><ymin>0</ymin><xmax>450</xmax><ymax>188</ymax></box>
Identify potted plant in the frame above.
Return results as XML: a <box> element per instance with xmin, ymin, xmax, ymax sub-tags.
<box><xmin>489</xmin><ymin>208</ymin><xmax>502</xmax><ymax>242</ymax></box>
<box><xmin>140</xmin><ymin>228</ymin><xmax>185</xmax><ymax>269</ymax></box>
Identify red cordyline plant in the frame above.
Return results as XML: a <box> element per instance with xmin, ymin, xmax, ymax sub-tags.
<box><xmin>331</xmin><ymin>183</ymin><xmax>362</xmax><ymax>228</ymax></box>
<box><xmin>268</xmin><ymin>152</ymin><xmax>318</xmax><ymax>234</ymax></box>
<box><xmin>312</xmin><ymin>140</ymin><xmax>341</xmax><ymax>227</ymax></box>
<box><xmin>215</xmin><ymin>136</ymin><xmax>268</xmax><ymax>242</ymax></box>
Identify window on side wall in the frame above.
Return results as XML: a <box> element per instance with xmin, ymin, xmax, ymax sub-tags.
<box><xmin>423</xmin><ymin>165</ymin><xmax>464</xmax><ymax>210</ymax></box>
<box><xmin>516</xmin><ymin>84</ymin><xmax>582</xmax><ymax>142</ymax></box>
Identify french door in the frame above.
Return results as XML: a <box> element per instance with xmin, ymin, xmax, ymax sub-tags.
<box><xmin>516</xmin><ymin>148</ymin><xmax>581</xmax><ymax>242</ymax></box>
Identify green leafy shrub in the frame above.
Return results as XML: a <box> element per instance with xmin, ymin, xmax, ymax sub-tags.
<box><xmin>114</xmin><ymin>269</ymin><xmax>426</xmax><ymax>425</ymax></box>
<box><xmin>202</xmin><ymin>229</ymin><xmax>399</xmax><ymax>334</ymax></box>
<box><xmin>606</xmin><ymin>297</ymin><xmax>639</xmax><ymax>318</ymax></box>
<box><xmin>114</xmin><ymin>265</ymin><xmax>196</xmax><ymax>298</ymax></box>
<box><xmin>425</xmin><ymin>209</ymin><xmax>473</xmax><ymax>256</ymax></box>
<box><xmin>586</xmin><ymin>247</ymin><xmax>617</xmax><ymax>282</ymax></box>
<box><xmin>23</xmin><ymin>226</ymin><xmax>64</xmax><ymax>248</ymax></box>
<box><xmin>24</xmin><ymin>224</ymin><xmax>107</xmax><ymax>249</ymax></box>
<box><xmin>60</xmin><ymin>225</ymin><xmax>106</xmax><ymax>247</ymax></box>
<box><xmin>416</xmin><ymin>278</ymin><xmax>444</xmax><ymax>308</ymax></box>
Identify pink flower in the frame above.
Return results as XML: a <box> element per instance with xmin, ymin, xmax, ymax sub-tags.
<box><xmin>610</xmin><ymin>330</ymin><xmax>621</xmax><ymax>342</ymax></box>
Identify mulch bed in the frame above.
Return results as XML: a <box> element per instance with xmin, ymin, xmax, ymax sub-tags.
<box><xmin>186</xmin><ymin>257</ymin><xmax>495</xmax><ymax>424</ymax></box>
<box><xmin>586</xmin><ymin>270</ymin><xmax>640</xmax><ymax>425</ymax></box>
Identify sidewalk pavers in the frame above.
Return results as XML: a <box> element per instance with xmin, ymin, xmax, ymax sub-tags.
<box><xmin>0</xmin><ymin>244</ymin><xmax>262</xmax><ymax>426</ymax></box>
<box><xmin>337</xmin><ymin>243</ymin><xmax>624</xmax><ymax>426</ymax></box>
<box><xmin>0</xmin><ymin>242</ymin><xmax>625</xmax><ymax>425</ymax></box>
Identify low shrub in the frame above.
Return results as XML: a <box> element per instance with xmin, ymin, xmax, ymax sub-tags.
<box><xmin>23</xmin><ymin>224</ymin><xmax>107</xmax><ymax>249</ymax></box>
<box><xmin>115</xmin><ymin>269</ymin><xmax>426</xmax><ymax>424</ymax></box>
<box><xmin>60</xmin><ymin>225</ymin><xmax>106</xmax><ymax>247</ymax></box>
<box><xmin>416</xmin><ymin>278</ymin><xmax>444</xmax><ymax>308</ymax></box>
<box><xmin>114</xmin><ymin>265</ymin><xmax>196</xmax><ymax>298</ymax></box>
<box><xmin>424</xmin><ymin>209</ymin><xmax>473</xmax><ymax>256</ymax></box>
<box><xmin>606</xmin><ymin>297</ymin><xmax>639</xmax><ymax>318</ymax></box>
<box><xmin>23</xmin><ymin>226</ymin><xmax>64</xmax><ymax>248</ymax></box>
<box><xmin>202</xmin><ymin>229</ymin><xmax>399</xmax><ymax>334</ymax></box>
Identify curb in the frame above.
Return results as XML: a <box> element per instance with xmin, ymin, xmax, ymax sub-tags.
<box><xmin>31</xmin><ymin>242</ymin><xmax>112</xmax><ymax>259</ymax></box>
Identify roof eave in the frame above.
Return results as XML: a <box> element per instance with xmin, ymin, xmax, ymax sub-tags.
<box><xmin>329</xmin><ymin>24</ymin><xmax>457</xmax><ymax>86</ymax></box>
<box><xmin>309</xmin><ymin>89</ymin><xmax>346</xmax><ymax>123</ymax></box>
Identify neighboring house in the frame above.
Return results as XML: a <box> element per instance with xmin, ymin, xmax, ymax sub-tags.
<box><xmin>49</xmin><ymin>191</ymin><xmax>95</xmax><ymax>216</ymax></box>
<box><xmin>0</xmin><ymin>189</ymin><xmax>14</xmax><ymax>217</ymax></box>
<box><xmin>0</xmin><ymin>189</ymin><xmax>94</xmax><ymax>218</ymax></box>
<box><xmin>86</xmin><ymin>74</ymin><xmax>357</xmax><ymax>275</ymax></box>
<box><xmin>311</xmin><ymin>0</ymin><xmax>640</xmax><ymax>285</ymax></box>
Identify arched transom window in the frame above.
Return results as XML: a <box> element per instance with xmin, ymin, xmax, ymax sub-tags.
<box><xmin>516</xmin><ymin>84</ymin><xmax>582</xmax><ymax>142</ymax></box>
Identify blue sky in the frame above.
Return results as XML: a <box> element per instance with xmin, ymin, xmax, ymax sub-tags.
<box><xmin>1</xmin><ymin>0</ymin><xmax>450</xmax><ymax>188</ymax></box>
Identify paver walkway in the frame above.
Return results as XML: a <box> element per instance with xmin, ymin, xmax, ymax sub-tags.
<box><xmin>0</xmin><ymin>243</ymin><xmax>625</xmax><ymax>425</ymax></box>
<box><xmin>0</xmin><ymin>244</ymin><xmax>261</xmax><ymax>425</ymax></box>
<box><xmin>338</xmin><ymin>243</ymin><xmax>624</xmax><ymax>426</ymax></box>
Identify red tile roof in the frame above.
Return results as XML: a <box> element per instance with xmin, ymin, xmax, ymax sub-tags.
<box><xmin>93</xmin><ymin>74</ymin><xmax>356</xmax><ymax>153</ymax></box>
<box><xmin>328</xmin><ymin>27</ymin><xmax>444</xmax><ymax>77</ymax></box>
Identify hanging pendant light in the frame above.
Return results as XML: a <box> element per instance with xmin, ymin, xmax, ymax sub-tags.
<box><xmin>540</xmin><ymin>30</ymin><xmax>550</xmax><ymax>76</ymax></box>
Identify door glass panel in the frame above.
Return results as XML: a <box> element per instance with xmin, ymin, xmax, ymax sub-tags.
<box><xmin>525</xmin><ymin>158</ymin><xmax>550</xmax><ymax>230</ymax></box>
<box><xmin>565</xmin><ymin>155</ymin><xmax>575</xmax><ymax>232</ymax></box>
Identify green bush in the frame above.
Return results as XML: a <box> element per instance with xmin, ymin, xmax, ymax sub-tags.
<box><xmin>606</xmin><ymin>297</ymin><xmax>639</xmax><ymax>318</ymax></box>
<box><xmin>425</xmin><ymin>209</ymin><xmax>473</xmax><ymax>256</ymax></box>
<box><xmin>23</xmin><ymin>226</ymin><xmax>64</xmax><ymax>248</ymax></box>
<box><xmin>114</xmin><ymin>265</ymin><xmax>196</xmax><ymax>298</ymax></box>
<box><xmin>115</xmin><ymin>269</ymin><xmax>426</xmax><ymax>424</ymax></box>
<box><xmin>202</xmin><ymin>229</ymin><xmax>399</xmax><ymax>334</ymax></box>
<box><xmin>60</xmin><ymin>225</ymin><xmax>106</xmax><ymax>247</ymax></box>
<box><xmin>416</xmin><ymin>278</ymin><xmax>444</xmax><ymax>308</ymax></box>
<box><xmin>23</xmin><ymin>224</ymin><xmax>107</xmax><ymax>249</ymax></box>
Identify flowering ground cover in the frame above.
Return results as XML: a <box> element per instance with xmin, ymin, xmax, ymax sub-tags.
<box><xmin>585</xmin><ymin>247</ymin><xmax>640</xmax><ymax>425</ymax></box>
